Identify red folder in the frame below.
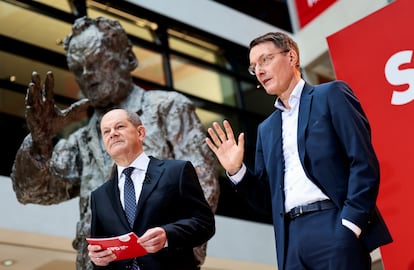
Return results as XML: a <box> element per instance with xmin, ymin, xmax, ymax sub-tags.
<box><xmin>86</xmin><ymin>232</ymin><xmax>148</xmax><ymax>261</ymax></box>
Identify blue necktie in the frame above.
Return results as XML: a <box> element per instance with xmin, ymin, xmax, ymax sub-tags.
<box><xmin>123</xmin><ymin>167</ymin><xmax>140</xmax><ymax>270</ymax></box>
<box><xmin>123</xmin><ymin>167</ymin><xmax>136</xmax><ymax>227</ymax></box>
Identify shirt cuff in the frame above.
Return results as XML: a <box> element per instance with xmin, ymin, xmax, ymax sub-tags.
<box><xmin>342</xmin><ymin>219</ymin><xmax>362</xmax><ymax>238</ymax></box>
<box><xmin>226</xmin><ymin>163</ymin><xmax>246</xmax><ymax>184</ymax></box>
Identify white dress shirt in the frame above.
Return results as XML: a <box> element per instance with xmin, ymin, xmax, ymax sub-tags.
<box><xmin>274</xmin><ymin>79</ymin><xmax>329</xmax><ymax>212</ymax></box>
<box><xmin>117</xmin><ymin>152</ymin><xmax>150</xmax><ymax>208</ymax></box>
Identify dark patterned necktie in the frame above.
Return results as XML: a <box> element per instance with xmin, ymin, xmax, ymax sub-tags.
<box><xmin>123</xmin><ymin>167</ymin><xmax>136</xmax><ymax>227</ymax></box>
<box><xmin>123</xmin><ymin>167</ymin><xmax>140</xmax><ymax>270</ymax></box>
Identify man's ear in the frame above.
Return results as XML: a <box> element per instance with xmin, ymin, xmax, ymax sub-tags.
<box><xmin>289</xmin><ymin>50</ymin><xmax>298</xmax><ymax>67</ymax></box>
<box><xmin>137</xmin><ymin>125</ymin><xmax>146</xmax><ymax>139</ymax></box>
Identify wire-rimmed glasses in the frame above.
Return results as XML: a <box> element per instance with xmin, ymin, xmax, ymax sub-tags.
<box><xmin>248</xmin><ymin>50</ymin><xmax>289</xmax><ymax>76</ymax></box>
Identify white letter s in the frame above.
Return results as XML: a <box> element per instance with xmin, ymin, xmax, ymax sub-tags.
<box><xmin>385</xmin><ymin>50</ymin><xmax>414</xmax><ymax>105</ymax></box>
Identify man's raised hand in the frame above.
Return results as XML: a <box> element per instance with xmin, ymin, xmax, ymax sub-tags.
<box><xmin>205</xmin><ymin>120</ymin><xmax>244</xmax><ymax>175</ymax></box>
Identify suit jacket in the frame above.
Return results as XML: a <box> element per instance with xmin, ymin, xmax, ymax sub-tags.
<box><xmin>90</xmin><ymin>157</ymin><xmax>215</xmax><ymax>270</ymax></box>
<box><xmin>235</xmin><ymin>80</ymin><xmax>392</xmax><ymax>270</ymax></box>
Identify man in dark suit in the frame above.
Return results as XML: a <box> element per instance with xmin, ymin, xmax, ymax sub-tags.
<box><xmin>205</xmin><ymin>32</ymin><xmax>392</xmax><ymax>270</ymax></box>
<box><xmin>88</xmin><ymin>108</ymin><xmax>215</xmax><ymax>270</ymax></box>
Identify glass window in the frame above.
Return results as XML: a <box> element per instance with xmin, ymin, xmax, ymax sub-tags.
<box><xmin>240</xmin><ymin>80</ymin><xmax>275</xmax><ymax>116</ymax></box>
<box><xmin>35</xmin><ymin>0</ymin><xmax>72</xmax><ymax>12</ymax></box>
<box><xmin>168</xmin><ymin>29</ymin><xmax>222</xmax><ymax>66</ymax></box>
<box><xmin>0</xmin><ymin>1</ymin><xmax>71</xmax><ymax>54</ymax></box>
<box><xmin>131</xmin><ymin>47</ymin><xmax>166</xmax><ymax>86</ymax></box>
<box><xmin>0</xmin><ymin>89</ymin><xmax>25</xmax><ymax>117</ymax></box>
<box><xmin>0</xmin><ymin>51</ymin><xmax>79</xmax><ymax>101</ymax></box>
<box><xmin>170</xmin><ymin>54</ymin><xmax>237</xmax><ymax>106</ymax></box>
<box><xmin>88</xmin><ymin>2</ymin><xmax>157</xmax><ymax>43</ymax></box>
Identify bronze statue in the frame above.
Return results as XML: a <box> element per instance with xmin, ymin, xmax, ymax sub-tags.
<box><xmin>11</xmin><ymin>16</ymin><xmax>219</xmax><ymax>270</ymax></box>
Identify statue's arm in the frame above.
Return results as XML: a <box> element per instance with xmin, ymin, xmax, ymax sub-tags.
<box><xmin>11</xmin><ymin>135</ymin><xmax>81</xmax><ymax>204</ymax></box>
<box><xmin>10</xmin><ymin>71</ymin><xmax>89</xmax><ymax>204</ymax></box>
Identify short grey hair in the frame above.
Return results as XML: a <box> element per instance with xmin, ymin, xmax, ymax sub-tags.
<box><xmin>125</xmin><ymin>109</ymin><xmax>142</xmax><ymax>127</ymax></box>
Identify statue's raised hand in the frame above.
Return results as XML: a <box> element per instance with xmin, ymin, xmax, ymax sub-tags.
<box><xmin>25</xmin><ymin>71</ymin><xmax>90</xmax><ymax>159</ymax></box>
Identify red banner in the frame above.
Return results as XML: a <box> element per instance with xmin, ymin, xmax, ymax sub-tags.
<box><xmin>327</xmin><ymin>0</ymin><xmax>413</xmax><ymax>269</ymax></box>
<box><xmin>295</xmin><ymin>0</ymin><xmax>337</xmax><ymax>28</ymax></box>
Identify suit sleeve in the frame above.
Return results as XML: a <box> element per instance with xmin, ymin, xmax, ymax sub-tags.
<box><xmin>161</xmin><ymin>161</ymin><xmax>215</xmax><ymax>249</ymax></box>
<box><xmin>327</xmin><ymin>81</ymin><xmax>380</xmax><ymax>229</ymax></box>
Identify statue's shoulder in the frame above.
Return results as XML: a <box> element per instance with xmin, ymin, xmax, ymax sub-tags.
<box><xmin>143</xmin><ymin>89</ymin><xmax>192</xmax><ymax>105</ymax></box>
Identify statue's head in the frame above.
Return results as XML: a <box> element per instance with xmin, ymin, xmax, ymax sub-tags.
<box><xmin>63</xmin><ymin>17</ymin><xmax>138</xmax><ymax>109</ymax></box>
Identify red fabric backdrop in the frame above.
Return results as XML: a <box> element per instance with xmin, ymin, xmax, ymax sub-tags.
<box><xmin>327</xmin><ymin>0</ymin><xmax>414</xmax><ymax>269</ymax></box>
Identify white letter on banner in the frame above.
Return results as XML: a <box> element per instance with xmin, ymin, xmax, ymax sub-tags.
<box><xmin>385</xmin><ymin>50</ymin><xmax>414</xmax><ymax>105</ymax></box>
<box><xmin>307</xmin><ymin>0</ymin><xmax>319</xmax><ymax>7</ymax></box>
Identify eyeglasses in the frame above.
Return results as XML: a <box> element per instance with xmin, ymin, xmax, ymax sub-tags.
<box><xmin>248</xmin><ymin>50</ymin><xmax>289</xmax><ymax>76</ymax></box>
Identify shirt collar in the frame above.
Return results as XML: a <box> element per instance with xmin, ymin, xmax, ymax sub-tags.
<box><xmin>117</xmin><ymin>152</ymin><xmax>150</xmax><ymax>178</ymax></box>
<box><xmin>274</xmin><ymin>79</ymin><xmax>305</xmax><ymax>111</ymax></box>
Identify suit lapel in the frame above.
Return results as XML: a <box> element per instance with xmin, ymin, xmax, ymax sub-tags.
<box><xmin>269</xmin><ymin>110</ymin><xmax>285</xmax><ymax>192</ymax></box>
<box><xmin>135</xmin><ymin>157</ymin><xmax>164</xmax><ymax>218</ymax></box>
<box><xmin>297</xmin><ymin>83</ymin><xmax>314</xmax><ymax>170</ymax></box>
<box><xmin>105</xmin><ymin>171</ymin><xmax>131</xmax><ymax>229</ymax></box>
